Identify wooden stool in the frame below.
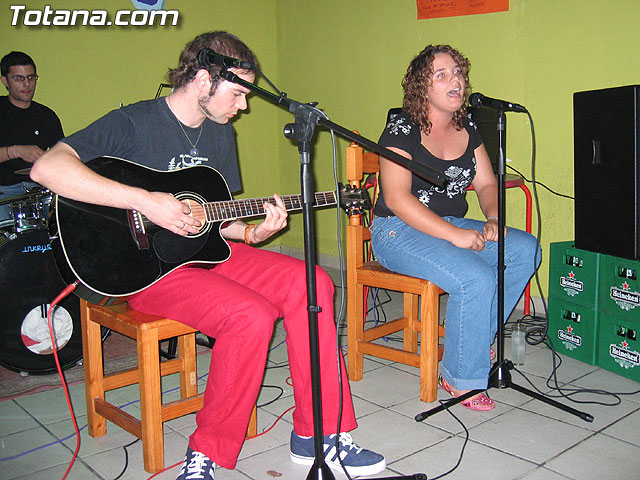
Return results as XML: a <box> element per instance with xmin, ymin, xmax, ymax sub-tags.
<box><xmin>80</xmin><ymin>299</ymin><xmax>257</xmax><ymax>473</ymax></box>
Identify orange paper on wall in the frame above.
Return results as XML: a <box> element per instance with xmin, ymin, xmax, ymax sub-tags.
<box><xmin>417</xmin><ymin>0</ymin><xmax>509</xmax><ymax>20</ymax></box>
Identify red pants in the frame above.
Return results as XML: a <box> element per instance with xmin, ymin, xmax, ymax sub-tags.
<box><xmin>128</xmin><ymin>243</ymin><xmax>357</xmax><ymax>469</ymax></box>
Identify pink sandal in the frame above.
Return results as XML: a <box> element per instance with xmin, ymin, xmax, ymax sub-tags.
<box><xmin>439</xmin><ymin>377</ymin><xmax>495</xmax><ymax>411</ymax></box>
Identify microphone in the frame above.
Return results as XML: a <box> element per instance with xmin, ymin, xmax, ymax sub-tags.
<box><xmin>469</xmin><ymin>92</ymin><xmax>527</xmax><ymax>113</ymax></box>
<box><xmin>197</xmin><ymin>48</ymin><xmax>253</xmax><ymax>70</ymax></box>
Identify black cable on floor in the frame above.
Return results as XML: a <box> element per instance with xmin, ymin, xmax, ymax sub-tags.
<box><xmin>429</xmin><ymin>402</ymin><xmax>470</xmax><ymax>480</ymax></box>
<box><xmin>112</xmin><ymin>438</ymin><xmax>140</xmax><ymax>480</ymax></box>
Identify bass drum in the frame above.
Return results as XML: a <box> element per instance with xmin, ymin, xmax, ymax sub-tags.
<box><xmin>0</xmin><ymin>229</ymin><xmax>82</xmax><ymax>374</ymax></box>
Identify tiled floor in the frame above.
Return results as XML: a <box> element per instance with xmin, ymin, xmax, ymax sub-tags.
<box><xmin>2</xmin><ymin>274</ymin><xmax>640</xmax><ymax>480</ymax></box>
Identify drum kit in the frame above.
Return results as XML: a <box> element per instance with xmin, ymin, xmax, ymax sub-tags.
<box><xmin>0</xmin><ymin>169</ymin><xmax>83</xmax><ymax>375</ymax></box>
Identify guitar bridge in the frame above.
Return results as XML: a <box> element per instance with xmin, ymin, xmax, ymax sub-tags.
<box><xmin>128</xmin><ymin>210</ymin><xmax>150</xmax><ymax>250</ymax></box>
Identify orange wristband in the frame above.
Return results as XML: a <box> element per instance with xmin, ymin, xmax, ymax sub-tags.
<box><xmin>244</xmin><ymin>224</ymin><xmax>256</xmax><ymax>244</ymax></box>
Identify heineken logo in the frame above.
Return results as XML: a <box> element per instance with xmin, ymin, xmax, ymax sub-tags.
<box><xmin>558</xmin><ymin>329</ymin><xmax>582</xmax><ymax>349</ymax></box>
<box><xmin>610</xmin><ymin>282</ymin><xmax>640</xmax><ymax>311</ymax></box>
<box><xmin>560</xmin><ymin>271</ymin><xmax>583</xmax><ymax>296</ymax></box>
<box><xmin>610</xmin><ymin>343</ymin><xmax>640</xmax><ymax>369</ymax></box>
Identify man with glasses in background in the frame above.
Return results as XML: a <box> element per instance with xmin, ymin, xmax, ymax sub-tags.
<box><xmin>0</xmin><ymin>51</ymin><xmax>64</xmax><ymax>223</ymax></box>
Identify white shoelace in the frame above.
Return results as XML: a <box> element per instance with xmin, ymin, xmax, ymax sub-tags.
<box><xmin>181</xmin><ymin>451</ymin><xmax>214</xmax><ymax>479</ymax></box>
<box><xmin>327</xmin><ymin>433</ymin><xmax>364</xmax><ymax>454</ymax></box>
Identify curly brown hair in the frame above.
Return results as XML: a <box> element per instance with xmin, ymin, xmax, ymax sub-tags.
<box><xmin>401</xmin><ymin>44</ymin><xmax>471</xmax><ymax>134</ymax></box>
<box><xmin>167</xmin><ymin>31</ymin><xmax>257</xmax><ymax>94</ymax></box>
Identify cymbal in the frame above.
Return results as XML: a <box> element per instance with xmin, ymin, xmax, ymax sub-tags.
<box><xmin>14</xmin><ymin>168</ymin><xmax>32</xmax><ymax>175</ymax></box>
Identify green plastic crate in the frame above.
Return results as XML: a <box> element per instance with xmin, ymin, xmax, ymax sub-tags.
<box><xmin>548</xmin><ymin>241</ymin><xmax>600</xmax><ymax>308</ymax></box>
<box><xmin>548</xmin><ymin>296</ymin><xmax>599</xmax><ymax>365</ymax></box>
<box><xmin>598</xmin><ymin>254</ymin><xmax>640</xmax><ymax>320</ymax></box>
<box><xmin>597</xmin><ymin>312</ymin><xmax>640</xmax><ymax>382</ymax></box>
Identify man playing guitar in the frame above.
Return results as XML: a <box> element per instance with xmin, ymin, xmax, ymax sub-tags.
<box><xmin>31</xmin><ymin>31</ymin><xmax>385</xmax><ymax>479</ymax></box>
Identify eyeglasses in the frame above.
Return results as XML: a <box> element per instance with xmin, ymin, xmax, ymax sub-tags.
<box><xmin>8</xmin><ymin>74</ymin><xmax>39</xmax><ymax>83</ymax></box>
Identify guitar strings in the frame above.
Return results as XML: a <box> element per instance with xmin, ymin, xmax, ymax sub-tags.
<box><xmin>203</xmin><ymin>192</ymin><xmax>337</xmax><ymax>221</ymax></box>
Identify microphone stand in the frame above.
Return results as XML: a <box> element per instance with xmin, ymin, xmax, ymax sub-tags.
<box><xmin>416</xmin><ymin>108</ymin><xmax>594</xmax><ymax>424</ymax></box>
<box><xmin>220</xmin><ymin>69</ymin><xmax>436</xmax><ymax>480</ymax></box>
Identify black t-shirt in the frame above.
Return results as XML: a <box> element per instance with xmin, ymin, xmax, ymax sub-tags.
<box><xmin>62</xmin><ymin>97</ymin><xmax>242</xmax><ymax>193</ymax></box>
<box><xmin>0</xmin><ymin>96</ymin><xmax>64</xmax><ymax>185</ymax></box>
<box><xmin>374</xmin><ymin>111</ymin><xmax>483</xmax><ymax>218</ymax></box>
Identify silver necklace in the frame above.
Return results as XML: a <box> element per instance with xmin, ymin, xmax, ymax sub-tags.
<box><xmin>167</xmin><ymin>97</ymin><xmax>204</xmax><ymax>156</ymax></box>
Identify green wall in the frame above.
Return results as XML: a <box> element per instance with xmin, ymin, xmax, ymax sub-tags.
<box><xmin>3</xmin><ymin>0</ymin><xmax>639</xmax><ymax>298</ymax></box>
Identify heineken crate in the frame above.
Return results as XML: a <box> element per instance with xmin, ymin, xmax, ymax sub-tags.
<box><xmin>548</xmin><ymin>296</ymin><xmax>599</xmax><ymax>365</ymax></box>
<box><xmin>597</xmin><ymin>312</ymin><xmax>640</xmax><ymax>383</ymax></box>
<box><xmin>548</xmin><ymin>241</ymin><xmax>600</xmax><ymax>308</ymax></box>
<box><xmin>598</xmin><ymin>254</ymin><xmax>640</xmax><ymax>320</ymax></box>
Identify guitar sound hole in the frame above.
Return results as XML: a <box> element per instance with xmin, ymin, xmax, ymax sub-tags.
<box><xmin>177</xmin><ymin>195</ymin><xmax>208</xmax><ymax>237</ymax></box>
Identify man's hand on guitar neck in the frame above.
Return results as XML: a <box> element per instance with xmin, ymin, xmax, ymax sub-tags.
<box><xmin>254</xmin><ymin>193</ymin><xmax>288</xmax><ymax>243</ymax></box>
<box><xmin>222</xmin><ymin>194</ymin><xmax>288</xmax><ymax>244</ymax></box>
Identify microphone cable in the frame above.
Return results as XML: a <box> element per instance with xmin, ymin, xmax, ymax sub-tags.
<box><xmin>521</xmin><ymin>110</ymin><xmax>549</xmax><ymax>347</ymax></box>
<box><xmin>327</xmin><ymin>117</ymin><xmax>356</xmax><ymax>480</ymax></box>
<box><xmin>506</xmin><ymin>164</ymin><xmax>573</xmax><ymax>200</ymax></box>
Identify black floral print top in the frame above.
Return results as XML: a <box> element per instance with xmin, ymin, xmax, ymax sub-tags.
<box><xmin>374</xmin><ymin>110</ymin><xmax>483</xmax><ymax>218</ymax></box>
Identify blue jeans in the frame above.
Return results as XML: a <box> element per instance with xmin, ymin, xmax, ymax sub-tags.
<box><xmin>370</xmin><ymin>215</ymin><xmax>541</xmax><ymax>390</ymax></box>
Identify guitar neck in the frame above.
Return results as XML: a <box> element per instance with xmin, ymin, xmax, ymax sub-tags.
<box><xmin>203</xmin><ymin>191</ymin><xmax>336</xmax><ymax>223</ymax></box>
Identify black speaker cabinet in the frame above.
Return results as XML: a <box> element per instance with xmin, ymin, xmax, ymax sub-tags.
<box><xmin>574</xmin><ymin>85</ymin><xmax>640</xmax><ymax>260</ymax></box>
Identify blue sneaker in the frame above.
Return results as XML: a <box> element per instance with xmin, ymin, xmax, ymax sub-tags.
<box><xmin>176</xmin><ymin>447</ymin><xmax>215</xmax><ymax>480</ymax></box>
<box><xmin>290</xmin><ymin>431</ymin><xmax>386</xmax><ymax>477</ymax></box>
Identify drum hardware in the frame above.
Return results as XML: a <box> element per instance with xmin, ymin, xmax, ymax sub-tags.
<box><xmin>0</xmin><ymin>186</ymin><xmax>50</xmax><ymax>206</ymax></box>
<box><xmin>0</xmin><ymin>187</ymin><xmax>52</xmax><ymax>235</ymax></box>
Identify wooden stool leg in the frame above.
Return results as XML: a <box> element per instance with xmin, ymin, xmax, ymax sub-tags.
<box><xmin>347</xmin><ymin>283</ymin><xmax>366</xmax><ymax>381</ymax></box>
<box><xmin>177</xmin><ymin>333</ymin><xmax>198</xmax><ymax>399</ymax></box>
<box><xmin>403</xmin><ymin>293</ymin><xmax>419</xmax><ymax>352</ymax></box>
<box><xmin>138</xmin><ymin>327</ymin><xmax>164</xmax><ymax>473</ymax></box>
<box><xmin>420</xmin><ymin>285</ymin><xmax>440</xmax><ymax>403</ymax></box>
<box><xmin>80</xmin><ymin>301</ymin><xmax>107</xmax><ymax>437</ymax></box>
<box><xmin>247</xmin><ymin>404</ymin><xmax>257</xmax><ymax>438</ymax></box>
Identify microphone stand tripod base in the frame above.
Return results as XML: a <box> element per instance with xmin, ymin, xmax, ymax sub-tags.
<box><xmin>414</xmin><ymin>388</ymin><xmax>485</xmax><ymax>422</ymax></box>
<box><xmin>488</xmin><ymin>359</ymin><xmax>512</xmax><ymax>390</ymax></box>
<box><xmin>488</xmin><ymin>360</ymin><xmax>594</xmax><ymax>423</ymax></box>
<box><xmin>306</xmin><ymin>462</ymin><xmax>334</xmax><ymax>480</ymax></box>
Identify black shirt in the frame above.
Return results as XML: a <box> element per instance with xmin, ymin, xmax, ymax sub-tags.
<box><xmin>0</xmin><ymin>96</ymin><xmax>64</xmax><ymax>185</ymax></box>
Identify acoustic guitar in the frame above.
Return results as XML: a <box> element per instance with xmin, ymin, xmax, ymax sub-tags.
<box><xmin>49</xmin><ymin>156</ymin><xmax>369</xmax><ymax>303</ymax></box>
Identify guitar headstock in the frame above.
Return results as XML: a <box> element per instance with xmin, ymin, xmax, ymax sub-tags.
<box><xmin>338</xmin><ymin>183</ymin><xmax>371</xmax><ymax>216</ymax></box>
